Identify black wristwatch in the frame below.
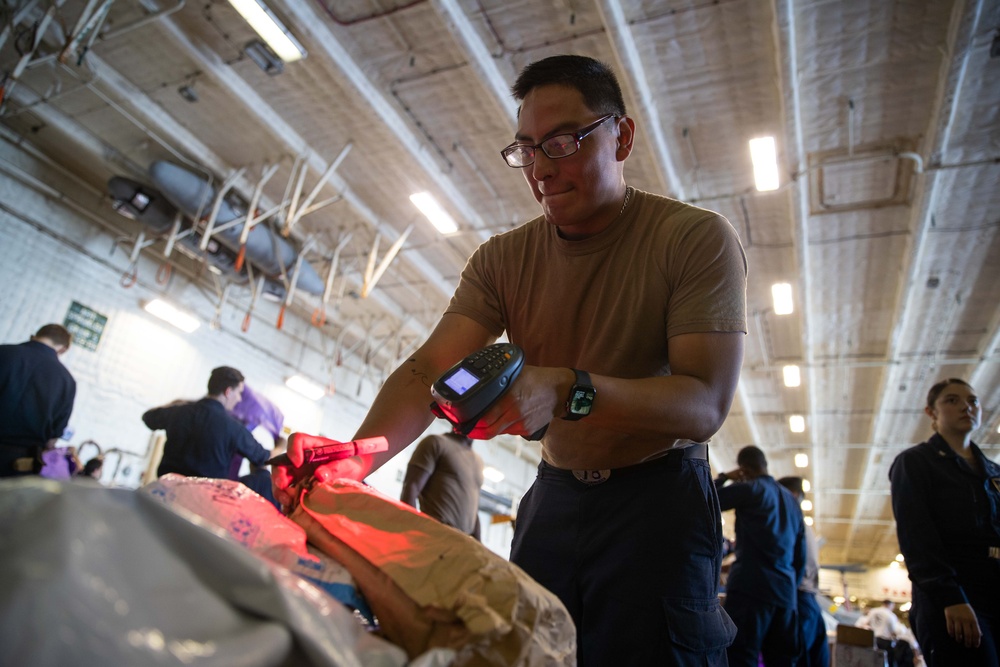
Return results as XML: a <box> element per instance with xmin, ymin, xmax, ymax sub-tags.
<box><xmin>562</xmin><ymin>369</ymin><xmax>596</xmax><ymax>421</ymax></box>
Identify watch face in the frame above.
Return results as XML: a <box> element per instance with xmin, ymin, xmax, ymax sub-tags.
<box><xmin>569</xmin><ymin>388</ymin><xmax>594</xmax><ymax>415</ymax></box>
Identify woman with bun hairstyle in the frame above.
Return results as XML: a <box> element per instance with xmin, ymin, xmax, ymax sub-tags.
<box><xmin>889</xmin><ymin>378</ymin><xmax>999</xmax><ymax>666</ymax></box>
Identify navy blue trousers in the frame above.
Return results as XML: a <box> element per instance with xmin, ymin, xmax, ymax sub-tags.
<box><xmin>911</xmin><ymin>575</ymin><xmax>999</xmax><ymax>667</ymax></box>
<box><xmin>723</xmin><ymin>590</ymin><xmax>799</xmax><ymax>667</ymax></box>
<box><xmin>797</xmin><ymin>590</ymin><xmax>829</xmax><ymax>667</ymax></box>
<box><xmin>510</xmin><ymin>453</ymin><xmax>735</xmax><ymax>666</ymax></box>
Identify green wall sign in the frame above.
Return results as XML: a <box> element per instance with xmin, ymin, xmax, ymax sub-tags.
<box><xmin>64</xmin><ymin>301</ymin><xmax>108</xmax><ymax>352</ymax></box>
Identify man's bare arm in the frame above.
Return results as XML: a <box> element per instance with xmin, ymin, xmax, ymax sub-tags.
<box><xmin>352</xmin><ymin>313</ymin><xmax>497</xmax><ymax>475</ymax></box>
<box><xmin>473</xmin><ymin>331</ymin><xmax>744</xmax><ymax>447</ymax></box>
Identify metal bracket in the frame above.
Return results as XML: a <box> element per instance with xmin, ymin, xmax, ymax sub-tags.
<box><xmin>361</xmin><ymin>224</ymin><xmax>413</xmax><ymax>298</ymax></box>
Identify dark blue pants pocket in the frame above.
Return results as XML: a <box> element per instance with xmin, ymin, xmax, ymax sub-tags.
<box><xmin>663</xmin><ymin>596</ymin><xmax>737</xmax><ymax>665</ymax></box>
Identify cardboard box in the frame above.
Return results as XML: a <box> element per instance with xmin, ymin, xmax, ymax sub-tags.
<box><xmin>833</xmin><ymin>643</ymin><xmax>887</xmax><ymax>667</ymax></box>
<box><xmin>837</xmin><ymin>624</ymin><xmax>876</xmax><ymax>648</ymax></box>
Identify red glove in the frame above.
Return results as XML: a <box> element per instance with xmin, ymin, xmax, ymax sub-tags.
<box><xmin>271</xmin><ymin>433</ymin><xmax>387</xmax><ymax>511</ymax></box>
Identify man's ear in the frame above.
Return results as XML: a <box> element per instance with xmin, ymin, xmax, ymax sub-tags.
<box><xmin>615</xmin><ymin>115</ymin><xmax>636</xmax><ymax>161</ymax></box>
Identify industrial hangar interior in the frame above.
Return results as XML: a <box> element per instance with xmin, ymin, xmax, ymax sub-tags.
<box><xmin>1</xmin><ymin>0</ymin><xmax>998</xmax><ymax>661</ymax></box>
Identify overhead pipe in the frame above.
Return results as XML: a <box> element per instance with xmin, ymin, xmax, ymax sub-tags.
<box><xmin>283</xmin><ymin>142</ymin><xmax>352</xmax><ymax>236</ymax></box>
<box><xmin>235</xmin><ymin>163</ymin><xmax>281</xmax><ymax>272</ymax></box>
<box><xmin>0</xmin><ymin>0</ymin><xmax>43</xmax><ymax>52</ymax></box>
<box><xmin>198</xmin><ymin>168</ymin><xmax>245</xmax><ymax>251</ymax></box>
<box><xmin>277</xmin><ymin>238</ymin><xmax>316</xmax><ymax>330</ymax></box>
<box><xmin>313</xmin><ymin>233</ymin><xmax>353</xmax><ymax>327</ymax></box>
<box><xmin>0</xmin><ymin>0</ymin><xmax>66</xmax><ymax>110</ymax></box>
<box><xmin>362</xmin><ymin>225</ymin><xmax>413</xmax><ymax>298</ymax></box>
<box><xmin>749</xmin><ymin>353</ymin><xmax>997</xmax><ymax>373</ymax></box>
<box><xmin>98</xmin><ymin>0</ymin><xmax>185</xmax><ymax>42</ymax></box>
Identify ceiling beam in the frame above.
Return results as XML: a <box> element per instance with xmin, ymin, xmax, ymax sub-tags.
<box><xmin>276</xmin><ymin>0</ymin><xmax>489</xmax><ymax>235</ymax></box>
<box><xmin>431</xmin><ymin>0</ymin><xmax>516</xmax><ymax>127</ymax></box>
<box><xmin>839</xmin><ymin>0</ymin><xmax>986</xmax><ymax>558</ymax></box>
<box><xmin>772</xmin><ymin>0</ymin><xmax>820</xmax><ymax>521</ymax></box>
<box><xmin>595</xmin><ymin>0</ymin><xmax>684</xmax><ymax>199</ymax></box>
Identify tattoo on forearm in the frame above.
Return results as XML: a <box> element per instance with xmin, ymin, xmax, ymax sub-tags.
<box><xmin>406</xmin><ymin>357</ymin><xmax>432</xmax><ymax>387</ymax></box>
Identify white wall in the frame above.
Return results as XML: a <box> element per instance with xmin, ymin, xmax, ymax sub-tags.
<box><xmin>818</xmin><ymin>564</ymin><xmax>912</xmax><ymax>604</ymax></box>
<box><xmin>0</xmin><ymin>139</ymin><xmax>538</xmax><ymax>557</ymax></box>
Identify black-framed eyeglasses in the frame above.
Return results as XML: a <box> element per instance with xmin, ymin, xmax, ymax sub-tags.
<box><xmin>500</xmin><ymin>114</ymin><xmax>617</xmax><ymax>168</ymax></box>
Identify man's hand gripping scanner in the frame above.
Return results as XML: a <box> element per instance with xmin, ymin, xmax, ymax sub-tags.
<box><xmin>430</xmin><ymin>343</ymin><xmax>547</xmax><ymax>440</ymax></box>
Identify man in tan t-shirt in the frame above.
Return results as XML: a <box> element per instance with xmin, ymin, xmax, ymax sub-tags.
<box><xmin>401</xmin><ymin>432</ymin><xmax>484</xmax><ymax>539</ymax></box>
<box><xmin>275</xmin><ymin>54</ymin><xmax>747</xmax><ymax>665</ymax></box>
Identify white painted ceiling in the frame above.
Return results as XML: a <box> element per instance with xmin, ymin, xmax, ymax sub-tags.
<box><xmin>1</xmin><ymin>0</ymin><xmax>998</xmax><ymax>570</ymax></box>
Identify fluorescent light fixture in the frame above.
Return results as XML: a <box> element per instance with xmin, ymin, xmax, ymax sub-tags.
<box><xmin>227</xmin><ymin>0</ymin><xmax>306</xmax><ymax>62</ymax></box>
<box><xmin>482</xmin><ymin>466</ymin><xmax>505</xmax><ymax>484</ymax></box>
<box><xmin>889</xmin><ymin>560</ymin><xmax>900</xmax><ymax>569</ymax></box>
<box><xmin>803</xmin><ymin>516</ymin><xmax>814</xmax><ymax>526</ymax></box>
<box><xmin>285</xmin><ymin>374</ymin><xmax>325</xmax><ymax>401</ymax></box>
<box><xmin>410</xmin><ymin>192</ymin><xmax>459</xmax><ymax>234</ymax></box>
<box><xmin>895</xmin><ymin>553</ymin><xmax>904</xmax><ymax>562</ymax></box>
<box><xmin>794</xmin><ymin>451</ymin><xmax>809</xmax><ymax>467</ymax></box>
<box><xmin>772</xmin><ymin>282</ymin><xmax>794</xmax><ymax>315</ymax></box>
<box><xmin>900</xmin><ymin>601</ymin><xmax>912</xmax><ymax>612</ymax></box>
<box><xmin>790</xmin><ymin>416</ymin><xmax>806</xmax><ymax>434</ymax></box>
<box><xmin>749</xmin><ymin>136</ymin><xmax>779</xmax><ymax>191</ymax></box>
<box><xmin>144</xmin><ymin>298</ymin><xmax>200</xmax><ymax>333</ymax></box>
<box><xmin>802</xmin><ymin>478</ymin><xmax>811</xmax><ymax>493</ymax></box>
<box><xmin>783</xmin><ymin>364</ymin><xmax>801</xmax><ymax>388</ymax></box>
<box><xmin>801</xmin><ymin>499</ymin><xmax>813</xmax><ymax>512</ymax></box>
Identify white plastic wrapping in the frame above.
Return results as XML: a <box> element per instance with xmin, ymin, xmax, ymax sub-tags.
<box><xmin>143</xmin><ymin>474</ymin><xmax>376</xmax><ymax>628</ymax></box>
<box><xmin>0</xmin><ymin>478</ymin><xmax>431</xmax><ymax>666</ymax></box>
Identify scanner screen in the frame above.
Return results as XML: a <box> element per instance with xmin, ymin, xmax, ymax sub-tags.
<box><xmin>444</xmin><ymin>367</ymin><xmax>479</xmax><ymax>395</ymax></box>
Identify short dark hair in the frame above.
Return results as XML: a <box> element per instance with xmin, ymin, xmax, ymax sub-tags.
<box><xmin>737</xmin><ymin>445</ymin><xmax>768</xmax><ymax>471</ymax></box>
<box><xmin>512</xmin><ymin>55</ymin><xmax>626</xmax><ymax>117</ymax></box>
<box><xmin>926</xmin><ymin>378</ymin><xmax>972</xmax><ymax>409</ymax></box>
<box><xmin>34</xmin><ymin>323</ymin><xmax>72</xmax><ymax>348</ymax></box>
<box><xmin>83</xmin><ymin>456</ymin><xmax>103</xmax><ymax>477</ymax></box>
<box><xmin>777</xmin><ymin>476</ymin><xmax>804</xmax><ymax>497</ymax></box>
<box><xmin>208</xmin><ymin>366</ymin><xmax>244</xmax><ymax>395</ymax></box>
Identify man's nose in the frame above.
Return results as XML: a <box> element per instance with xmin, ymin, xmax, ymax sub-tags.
<box><xmin>530</xmin><ymin>151</ymin><xmax>557</xmax><ymax>180</ymax></box>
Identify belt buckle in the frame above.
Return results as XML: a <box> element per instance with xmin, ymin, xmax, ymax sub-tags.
<box><xmin>573</xmin><ymin>469</ymin><xmax>611</xmax><ymax>485</ymax></box>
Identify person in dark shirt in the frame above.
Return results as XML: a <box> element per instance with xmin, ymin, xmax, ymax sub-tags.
<box><xmin>716</xmin><ymin>445</ymin><xmax>806</xmax><ymax>667</ymax></box>
<box><xmin>890</xmin><ymin>378</ymin><xmax>999</xmax><ymax>666</ymax></box>
<box><xmin>143</xmin><ymin>366</ymin><xmax>270</xmax><ymax>479</ymax></box>
<box><xmin>0</xmin><ymin>324</ymin><xmax>77</xmax><ymax>477</ymax></box>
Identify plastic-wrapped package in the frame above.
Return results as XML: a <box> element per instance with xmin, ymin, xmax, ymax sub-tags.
<box><xmin>0</xmin><ymin>477</ymin><xmax>429</xmax><ymax>667</ymax></box>
<box><xmin>143</xmin><ymin>474</ymin><xmax>375</xmax><ymax>628</ymax></box>
<box><xmin>291</xmin><ymin>479</ymin><xmax>577</xmax><ymax>666</ymax></box>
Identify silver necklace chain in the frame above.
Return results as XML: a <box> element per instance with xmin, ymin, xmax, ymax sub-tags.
<box><xmin>618</xmin><ymin>186</ymin><xmax>632</xmax><ymax>217</ymax></box>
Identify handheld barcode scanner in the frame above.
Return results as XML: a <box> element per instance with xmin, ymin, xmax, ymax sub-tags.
<box><xmin>430</xmin><ymin>343</ymin><xmax>547</xmax><ymax>440</ymax></box>
<box><xmin>266</xmin><ymin>434</ymin><xmax>388</xmax><ymax>468</ymax></box>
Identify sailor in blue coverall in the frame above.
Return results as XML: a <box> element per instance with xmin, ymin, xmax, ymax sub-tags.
<box><xmin>716</xmin><ymin>445</ymin><xmax>806</xmax><ymax>667</ymax></box>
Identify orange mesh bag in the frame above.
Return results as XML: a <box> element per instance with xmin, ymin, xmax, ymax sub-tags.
<box><xmin>290</xmin><ymin>479</ymin><xmax>576</xmax><ymax>666</ymax></box>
